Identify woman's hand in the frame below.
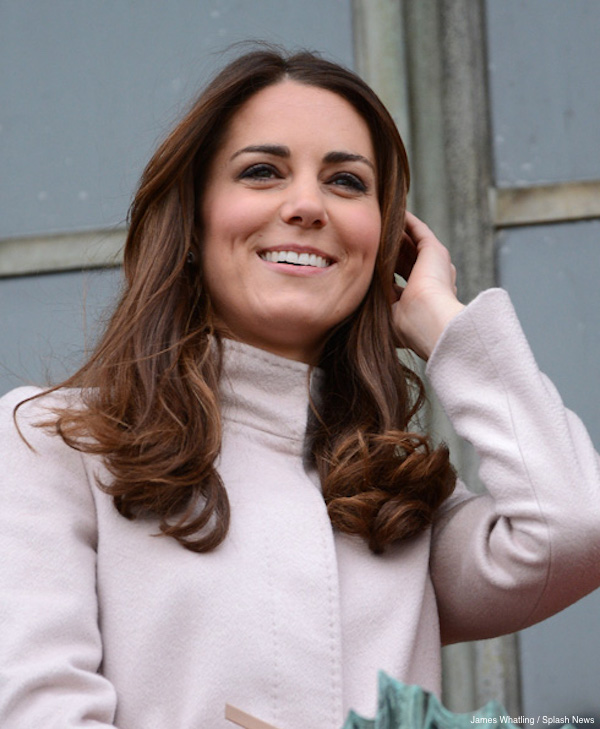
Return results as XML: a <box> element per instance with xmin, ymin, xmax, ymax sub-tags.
<box><xmin>391</xmin><ymin>212</ymin><xmax>465</xmax><ymax>361</ymax></box>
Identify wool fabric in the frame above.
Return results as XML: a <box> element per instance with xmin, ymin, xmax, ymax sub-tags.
<box><xmin>1</xmin><ymin>289</ymin><xmax>599</xmax><ymax>729</ymax></box>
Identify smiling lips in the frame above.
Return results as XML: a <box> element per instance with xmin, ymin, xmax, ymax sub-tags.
<box><xmin>258</xmin><ymin>250</ymin><xmax>332</xmax><ymax>268</ymax></box>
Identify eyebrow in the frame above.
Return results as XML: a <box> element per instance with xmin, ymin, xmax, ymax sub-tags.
<box><xmin>323</xmin><ymin>150</ymin><xmax>375</xmax><ymax>171</ymax></box>
<box><xmin>230</xmin><ymin>144</ymin><xmax>375</xmax><ymax>171</ymax></box>
<box><xmin>230</xmin><ymin>144</ymin><xmax>290</xmax><ymax>161</ymax></box>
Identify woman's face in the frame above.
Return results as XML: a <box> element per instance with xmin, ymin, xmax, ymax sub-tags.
<box><xmin>201</xmin><ymin>80</ymin><xmax>381</xmax><ymax>363</ymax></box>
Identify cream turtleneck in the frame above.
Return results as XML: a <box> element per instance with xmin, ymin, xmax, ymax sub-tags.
<box><xmin>219</xmin><ymin>338</ymin><xmax>319</xmax><ymax>448</ymax></box>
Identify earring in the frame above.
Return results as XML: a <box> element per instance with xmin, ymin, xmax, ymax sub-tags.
<box><xmin>186</xmin><ymin>250</ymin><xmax>195</xmax><ymax>265</ymax></box>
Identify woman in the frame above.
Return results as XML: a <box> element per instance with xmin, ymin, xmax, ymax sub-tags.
<box><xmin>1</xmin><ymin>48</ymin><xmax>600</xmax><ymax>729</ymax></box>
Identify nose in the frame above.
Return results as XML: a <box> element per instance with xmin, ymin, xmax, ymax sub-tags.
<box><xmin>280</xmin><ymin>179</ymin><xmax>327</xmax><ymax>228</ymax></box>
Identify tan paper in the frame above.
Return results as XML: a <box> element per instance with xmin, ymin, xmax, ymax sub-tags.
<box><xmin>225</xmin><ymin>703</ymin><xmax>283</xmax><ymax>729</ymax></box>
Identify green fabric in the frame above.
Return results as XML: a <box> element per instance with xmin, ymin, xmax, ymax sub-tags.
<box><xmin>342</xmin><ymin>673</ymin><xmax>574</xmax><ymax>729</ymax></box>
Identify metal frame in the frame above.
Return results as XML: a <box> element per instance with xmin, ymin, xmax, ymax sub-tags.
<box><xmin>0</xmin><ymin>228</ymin><xmax>124</xmax><ymax>278</ymax></box>
<box><xmin>492</xmin><ymin>180</ymin><xmax>600</xmax><ymax>228</ymax></box>
<box><xmin>353</xmin><ymin>0</ymin><xmax>522</xmax><ymax>715</ymax></box>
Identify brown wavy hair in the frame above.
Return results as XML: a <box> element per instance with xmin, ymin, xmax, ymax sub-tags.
<box><xmin>31</xmin><ymin>47</ymin><xmax>455</xmax><ymax>554</ymax></box>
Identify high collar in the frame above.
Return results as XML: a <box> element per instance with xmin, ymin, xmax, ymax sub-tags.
<box><xmin>219</xmin><ymin>339</ymin><xmax>322</xmax><ymax>446</ymax></box>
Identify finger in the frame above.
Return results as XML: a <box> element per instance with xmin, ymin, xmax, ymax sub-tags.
<box><xmin>396</xmin><ymin>211</ymin><xmax>436</xmax><ymax>280</ymax></box>
<box><xmin>403</xmin><ymin>211</ymin><xmax>434</xmax><ymax>244</ymax></box>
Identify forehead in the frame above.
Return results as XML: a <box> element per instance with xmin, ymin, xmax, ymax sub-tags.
<box><xmin>220</xmin><ymin>80</ymin><xmax>375</xmax><ymax>158</ymax></box>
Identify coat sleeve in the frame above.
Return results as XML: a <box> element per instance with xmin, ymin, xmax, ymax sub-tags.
<box><xmin>0</xmin><ymin>387</ymin><xmax>119</xmax><ymax>727</ymax></box>
<box><xmin>427</xmin><ymin>289</ymin><xmax>600</xmax><ymax>645</ymax></box>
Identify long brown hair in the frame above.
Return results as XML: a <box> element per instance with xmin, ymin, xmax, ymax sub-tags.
<box><xmin>33</xmin><ymin>47</ymin><xmax>455</xmax><ymax>554</ymax></box>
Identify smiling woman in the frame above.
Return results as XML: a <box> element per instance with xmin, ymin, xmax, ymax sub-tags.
<box><xmin>52</xmin><ymin>48</ymin><xmax>452</xmax><ymax>558</ymax></box>
<box><xmin>1</xmin><ymin>47</ymin><xmax>600</xmax><ymax>729</ymax></box>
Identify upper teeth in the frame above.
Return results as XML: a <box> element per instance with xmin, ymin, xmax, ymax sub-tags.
<box><xmin>260</xmin><ymin>250</ymin><xmax>330</xmax><ymax>268</ymax></box>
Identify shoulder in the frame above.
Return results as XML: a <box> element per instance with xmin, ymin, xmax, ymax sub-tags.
<box><xmin>0</xmin><ymin>386</ymin><xmax>88</xmax><ymax>464</ymax></box>
<box><xmin>1</xmin><ymin>385</ymin><xmax>84</xmax><ymax>419</ymax></box>
<box><xmin>0</xmin><ymin>386</ymin><xmax>50</xmax><ymax>440</ymax></box>
<box><xmin>0</xmin><ymin>387</ymin><xmax>100</xmax><ymax>536</ymax></box>
<box><xmin>0</xmin><ymin>389</ymin><xmax>100</xmax><ymax>605</ymax></box>
<box><xmin>0</xmin><ymin>385</ymin><xmax>46</xmax><ymax>411</ymax></box>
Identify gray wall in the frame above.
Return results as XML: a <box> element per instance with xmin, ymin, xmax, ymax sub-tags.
<box><xmin>498</xmin><ymin>221</ymin><xmax>600</xmax><ymax>447</ymax></box>
<box><xmin>0</xmin><ymin>0</ymin><xmax>354</xmax><ymax>395</ymax></box>
<box><xmin>1</xmin><ymin>0</ymin><xmax>354</xmax><ymax>239</ymax></box>
<box><xmin>486</xmin><ymin>0</ymin><xmax>600</xmax><ymax>188</ymax></box>
<box><xmin>487</xmin><ymin>0</ymin><xmax>600</xmax><ymax>717</ymax></box>
<box><xmin>0</xmin><ymin>269</ymin><xmax>121</xmax><ymax>394</ymax></box>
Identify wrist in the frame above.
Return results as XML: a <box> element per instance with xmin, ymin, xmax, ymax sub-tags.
<box><xmin>424</xmin><ymin>299</ymin><xmax>465</xmax><ymax>359</ymax></box>
<box><xmin>410</xmin><ymin>297</ymin><xmax>465</xmax><ymax>361</ymax></box>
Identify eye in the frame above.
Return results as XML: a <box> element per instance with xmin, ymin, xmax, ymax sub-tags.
<box><xmin>237</xmin><ymin>163</ymin><xmax>281</xmax><ymax>181</ymax></box>
<box><xmin>329</xmin><ymin>172</ymin><xmax>368</xmax><ymax>193</ymax></box>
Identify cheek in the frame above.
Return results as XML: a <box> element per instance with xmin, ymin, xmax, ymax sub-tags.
<box><xmin>201</xmin><ymin>201</ymin><xmax>253</xmax><ymax>279</ymax></box>
<box><xmin>349</xmin><ymin>208</ymin><xmax>382</xmax><ymax>267</ymax></box>
<box><xmin>204</xmin><ymin>187</ymin><xmax>267</xmax><ymax>245</ymax></box>
<box><xmin>353</xmin><ymin>213</ymin><xmax>382</xmax><ymax>308</ymax></box>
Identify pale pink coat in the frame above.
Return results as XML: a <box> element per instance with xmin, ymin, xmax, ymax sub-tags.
<box><xmin>1</xmin><ymin>289</ymin><xmax>599</xmax><ymax>729</ymax></box>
